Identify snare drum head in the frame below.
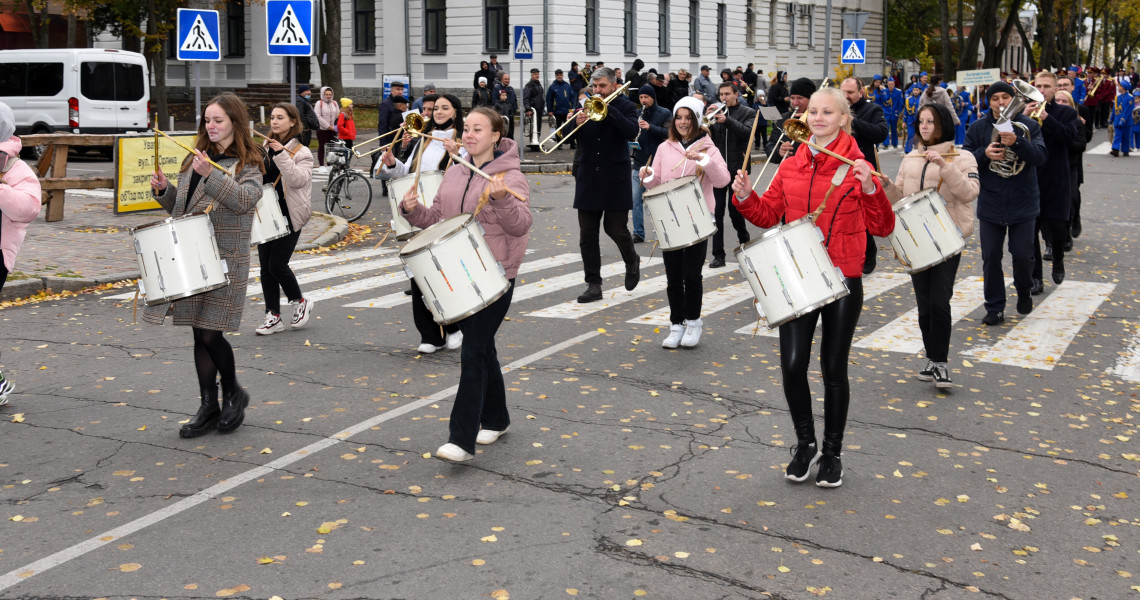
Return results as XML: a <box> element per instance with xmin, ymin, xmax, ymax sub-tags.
<box><xmin>893</xmin><ymin>188</ymin><xmax>940</xmax><ymax>211</ymax></box>
<box><xmin>644</xmin><ymin>175</ymin><xmax>698</xmax><ymax>198</ymax></box>
<box><xmin>400</xmin><ymin>213</ymin><xmax>473</xmax><ymax>255</ymax></box>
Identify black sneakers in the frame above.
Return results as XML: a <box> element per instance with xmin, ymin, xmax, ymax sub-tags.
<box><xmin>915</xmin><ymin>361</ymin><xmax>935</xmax><ymax>382</ymax></box>
<box><xmin>785</xmin><ymin>443</ymin><xmax>820</xmax><ymax>483</ymax></box>
<box><xmin>624</xmin><ymin>261</ymin><xmax>640</xmax><ymax>291</ymax></box>
<box><xmin>1030</xmin><ymin>279</ymin><xmax>1045</xmax><ymax>296</ymax></box>
<box><xmin>1017</xmin><ymin>294</ymin><xmax>1034</xmax><ymax>315</ymax></box>
<box><xmin>982</xmin><ymin>311</ymin><xmax>1004</xmax><ymax>326</ymax></box>
<box><xmin>709</xmin><ymin>256</ymin><xmax>727</xmax><ymax>268</ymax></box>
<box><xmin>931</xmin><ymin>364</ymin><xmax>953</xmax><ymax>390</ymax></box>
<box><xmin>815</xmin><ymin>455</ymin><xmax>844</xmax><ymax>488</ymax></box>
<box><xmin>577</xmin><ymin>284</ymin><xmax>602</xmax><ymax>303</ymax></box>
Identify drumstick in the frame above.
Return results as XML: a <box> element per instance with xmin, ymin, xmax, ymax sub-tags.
<box><xmin>797</xmin><ymin>138</ymin><xmax>886</xmax><ymax>178</ymax></box>
<box><xmin>639</xmin><ymin>154</ymin><xmax>655</xmax><ymax>183</ymax></box>
<box><xmin>671</xmin><ymin>142</ymin><xmax>711</xmax><ymax>171</ymax></box>
<box><xmin>254</xmin><ymin>129</ymin><xmax>303</xmax><ymax>156</ymax></box>
<box><xmin>750</xmin><ymin>108</ymin><xmax>800</xmax><ymax>193</ymax></box>
<box><xmin>447</xmin><ymin>153</ymin><xmax>527</xmax><ymax>202</ymax></box>
<box><xmin>742</xmin><ymin>109</ymin><xmax>761</xmax><ymax>167</ymax></box>
<box><xmin>154</xmin><ymin>128</ymin><xmax>234</xmax><ymax>176</ymax></box>
<box><xmin>153</xmin><ymin>115</ymin><xmax>160</xmax><ymax>174</ymax></box>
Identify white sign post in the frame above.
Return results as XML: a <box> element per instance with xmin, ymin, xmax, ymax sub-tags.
<box><xmin>176</xmin><ymin>9</ymin><xmax>221</xmax><ymax>125</ymax></box>
<box><xmin>267</xmin><ymin>0</ymin><xmax>315</xmax><ymax>109</ymax></box>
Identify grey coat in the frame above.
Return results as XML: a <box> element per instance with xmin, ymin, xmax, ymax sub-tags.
<box><xmin>143</xmin><ymin>157</ymin><xmax>262</xmax><ymax>331</ymax></box>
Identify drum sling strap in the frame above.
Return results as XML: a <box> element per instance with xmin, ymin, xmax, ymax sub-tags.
<box><xmin>0</xmin><ymin>154</ymin><xmax>25</xmax><ymax>251</ymax></box>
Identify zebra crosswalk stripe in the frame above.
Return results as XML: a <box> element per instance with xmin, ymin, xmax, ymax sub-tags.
<box><xmin>527</xmin><ymin>263</ymin><xmax>732</xmax><ymax>319</ymax></box>
<box><xmin>628</xmin><ymin>281</ymin><xmax>753</xmax><ymax>327</ymax></box>
<box><xmin>732</xmin><ymin>271</ymin><xmax>911</xmax><ymax>337</ymax></box>
<box><xmin>1108</xmin><ymin>328</ymin><xmax>1140</xmax><ymax>382</ymax></box>
<box><xmin>510</xmin><ymin>257</ymin><xmax>663</xmax><ymax>304</ymax></box>
<box><xmin>854</xmin><ymin>276</ymin><xmax>992</xmax><ymax>353</ymax></box>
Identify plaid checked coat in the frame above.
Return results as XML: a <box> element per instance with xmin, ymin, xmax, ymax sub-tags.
<box><xmin>142</xmin><ymin>158</ymin><xmax>262</xmax><ymax>331</ymax></box>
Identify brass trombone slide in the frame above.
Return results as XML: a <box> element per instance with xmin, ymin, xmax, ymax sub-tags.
<box><xmin>538</xmin><ymin>80</ymin><xmax>633</xmax><ymax>154</ymax></box>
<box><xmin>353</xmin><ymin>112</ymin><xmax>426</xmax><ymax>158</ymax></box>
<box><xmin>781</xmin><ymin>118</ymin><xmax>886</xmax><ymax>178</ymax></box>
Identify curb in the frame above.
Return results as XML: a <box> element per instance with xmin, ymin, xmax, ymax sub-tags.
<box><xmin>520</xmin><ymin>161</ymin><xmax>572</xmax><ymax>174</ymax></box>
<box><xmin>0</xmin><ymin>213</ymin><xmax>350</xmax><ymax>304</ymax></box>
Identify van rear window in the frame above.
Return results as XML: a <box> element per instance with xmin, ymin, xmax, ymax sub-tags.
<box><xmin>81</xmin><ymin>61</ymin><xmax>146</xmax><ymax>102</ymax></box>
<box><xmin>0</xmin><ymin>63</ymin><xmax>64</xmax><ymax>96</ymax></box>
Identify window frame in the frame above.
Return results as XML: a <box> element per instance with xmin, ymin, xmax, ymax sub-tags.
<box><xmin>624</xmin><ymin>0</ymin><xmax>636</xmax><ymax>55</ymax></box>
<box><xmin>225</xmin><ymin>0</ymin><xmax>245</xmax><ymax>58</ymax></box>
<box><xmin>658</xmin><ymin>0</ymin><xmax>670</xmax><ymax>55</ymax></box>
<box><xmin>586</xmin><ymin>0</ymin><xmax>599</xmax><ymax>54</ymax></box>
<box><xmin>716</xmin><ymin>2</ymin><xmax>726</xmax><ymax>58</ymax></box>
<box><xmin>353</xmin><ymin>0</ymin><xmax>376</xmax><ymax>54</ymax></box>
<box><xmin>424</xmin><ymin>0</ymin><xmax>446</xmax><ymax>54</ymax></box>
<box><xmin>689</xmin><ymin>0</ymin><xmax>699</xmax><ymax>56</ymax></box>
<box><xmin>484</xmin><ymin>0</ymin><xmax>509</xmax><ymax>54</ymax></box>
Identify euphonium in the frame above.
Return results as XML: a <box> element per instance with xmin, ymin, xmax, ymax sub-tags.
<box><xmin>988</xmin><ymin>79</ymin><xmax>1041</xmax><ymax>178</ymax></box>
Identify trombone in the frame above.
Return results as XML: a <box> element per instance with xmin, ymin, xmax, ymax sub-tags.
<box><xmin>353</xmin><ymin>112</ymin><xmax>426</xmax><ymax>158</ymax></box>
<box><xmin>538</xmin><ymin>80</ymin><xmax>633</xmax><ymax>153</ymax></box>
<box><xmin>700</xmin><ymin>103</ymin><xmax>729</xmax><ymax>128</ymax></box>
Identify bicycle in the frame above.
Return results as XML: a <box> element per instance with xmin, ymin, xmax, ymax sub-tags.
<box><xmin>322</xmin><ymin>140</ymin><xmax>373</xmax><ymax>223</ymax></box>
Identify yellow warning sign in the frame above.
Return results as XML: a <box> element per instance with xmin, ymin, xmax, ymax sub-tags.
<box><xmin>115</xmin><ymin>133</ymin><xmax>196</xmax><ymax>213</ymax></box>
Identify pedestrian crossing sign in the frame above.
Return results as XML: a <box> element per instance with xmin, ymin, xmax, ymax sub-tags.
<box><xmin>841</xmin><ymin>38</ymin><xmax>867</xmax><ymax>64</ymax></box>
<box><xmin>176</xmin><ymin>9</ymin><xmax>221</xmax><ymax>61</ymax></box>
<box><xmin>266</xmin><ymin>0</ymin><xmax>314</xmax><ymax>56</ymax></box>
<box><xmin>513</xmin><ymin>26</ymin><xmax>534</xmax><ymax>60</ymax></box>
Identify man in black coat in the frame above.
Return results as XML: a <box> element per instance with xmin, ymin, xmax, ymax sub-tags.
<box><xmin>707</xmin><ymin>81</ymin><xmax>756</xmax><ymax>267</ymax></box>
<box><xmin>572</xmin><ymin>67</ymin><xmax>641</xmax><ymax>303</ymax></box>
<box><xmin>294</xmin><ymin>84</ymin><xmax>320</xmax><ymax>146</ymax></box>
<box><xmin>523</xmin><ymin>68</ymin><xmax>546</xmax><ymax>149</ymax></box>
<box><xmin>841</xmin><ymin>76</ymin><xmax>889</xmax><ymax>274</ymax></box>
<box><xmin>764</xmin><ymin>77</ymin><xmax>815</xmax><ymax>164</ymax></box>
<box><xmin>1057</xmin><ymin>75</ymin><xmax>1094</xmax><ymax>240</ymax></box>
<box><xmin>1027</xmin><ymin>71</ymin><xmax>1079</xmax><ymax>292</ymax></box>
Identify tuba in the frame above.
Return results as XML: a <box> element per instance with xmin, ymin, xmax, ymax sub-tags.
<box><xmin>988</xmin><ymin>79</ymin><xmax>1042</xmax><ymax>178</ymax></box>
<box><xmin>526</xmin><ymin>108</ymin><xmax>540</xmax><ymax>149</ymax></box>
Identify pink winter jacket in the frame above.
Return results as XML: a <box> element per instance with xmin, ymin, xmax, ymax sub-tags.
<box><xmin>643</xmin><ymin>135</ymin><xmax>731</xmax><ymax>211</ymax></box>
<box><xmin>0</xmin><ymin>137</ymin><xmax>43</xmax><ymax>271</ymax></box>
<box><xmin>403</xmin><ymin>138</ymin><xmax>532</xmax><ymax>278</ymax></box>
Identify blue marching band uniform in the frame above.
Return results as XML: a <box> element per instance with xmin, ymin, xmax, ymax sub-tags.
<box><xmin>1112</xmin><ymin>79</ymin><xmax>1134</xmax><ymax>156</ymax></box>
<box><xmin>955</xmin><ymin>89</ymin><xmax>972</xmax><ymax>145</ymax></box>
<box><xmin>903</xmin><ymin>88</ymin><xmax>921</xmax><ymax>153</ymax></box>
<box><xmin>1132</xmin><ymin>88</ymin><xmax>1140</xmax><ymax>150</ymax></box>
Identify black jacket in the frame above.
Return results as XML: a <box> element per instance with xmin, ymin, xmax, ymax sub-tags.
<box><xmin>573</xmin><ymin>94</ymin><xmax>639</xmax><ymax>210</ymax></box>
<box><xmin>523</xmin><ymin>79</ymin><xmax>545</xmax><ymax>115</ymax></box>
<box><xmin>493</xmin><ymin>84</ymin><xmax>518</xmax><ymax>117</ymax></box>
<box><xmin>632</xmin><ymin>102</ymin><xmax>670</xmax><ymax>168</ymax></box>
<box><xmin>1035</xmin><ymin>102</ymin><xmax>1079</xmax><ymax>220</ymax></box>
<box><xmin>708</xmin><ymin>101</ymin><xmax>756</xmax><ymax>174</ymax></box>
<box><xmin>1070</xmin><ymin>103</ymin><xmax>1093</xmax><ymax>184</ymax></box>
<box><xmin>848</xmin><ymin>97</ymin><xmax>889</xmax><ymax>170</ymax></box>
<box><xmin>764</xmin><ymin>108</ymin><xmax>801</xmax><ymax>164</ymax></box>
<box><xmin>768</xmin><ymin>81</ymin><xmax>790</xmax><ymax>114</ymax></box>
<box><xmin>472</xmin><ymin>87</ymin><xmax>493</xmax><ymax>109</ymax></box>
<box><xmin>963</xmin><ymin>112</ymin><xmax>1047</xmax><ymax>224</ymax></box>
<box><xmin>295</xmin><ymin>94</ymin><xmax>320</xmax><ymax>145</ymax></box>
<box><xmin>376</xmin><ymin>98</ymin><xmax>398</xmax><ymax>137</ymax></box>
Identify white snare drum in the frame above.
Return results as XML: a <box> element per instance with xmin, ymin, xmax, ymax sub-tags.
<box><xmin>387</xmin><ymin>170</ymin><xmax>444</xmax><ymax>241</ymax></box>
<box><xmin>249</xmin><ymin>185</ymin><xmax>292</xmax><ymax>246</ymax></box>
<box><xmin>887</xmin><ymin>188</ymin><xmax>965</xmax><ymax>273</ymax></box>
<box><xmin>643</xmin><ymin>176</ymin><xmax>717</xmax><ymax>250</ymax></box>
<box><xmin>131</xmin><ymin>212</ymin><xmax>229</xmax><ymax>306</ymax></box>
<box><xmin>399</xmin><ymin>213</ymin><xmax>510</xmax><ymax>325</ymax></box>
<box><xmin>734</xmin><ymin>216</ymin><xmax>849</xmax><ymax>328</ymax></box>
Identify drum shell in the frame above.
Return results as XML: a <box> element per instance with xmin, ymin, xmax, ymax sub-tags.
<box><xmin>887</xmin><ymin>189</ymin><xmax>966</xmax><ymax>273</ymax></box>
<box><xmin>734</xmin><ymin>217</ymin><xmax>849</xmax><ymax>328</ymax></box>
<box><xmin>249</xmin><ymin>185</ymin><xmax>292</xmax><ymax>246</ymax></box>
<box><xmin>642</xmin><ymin>176</ymin><xmax>717</xmax><ymax>251</ymax></box>
<box><xmin>131</xmin><ymin>212</ymin><xmax>229</xmax><ymax>306</ymax></box>
<box><xmin>399</xmin><ymin>213</ymin><xmax>510</xmax><ymax>325</ymax></box>
<box><xmin>388</xmin><ymin>170</ymin><xmax>445</xmax><ymax>241</ymax></box>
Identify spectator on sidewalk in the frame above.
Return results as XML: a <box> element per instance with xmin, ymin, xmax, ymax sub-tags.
<box><xmin>693</xmin><ymin>65</ymin><xmax>718</xmax><ymax>103</ymax></box>
<box><xmin>314</xmin><ymin>86</ymin><xmax>339</xmax><ymax>166</ymax></box>
<box><xmin>473</xmin><ymin>77</ymin><xmax>493</xmax><ymax>109</ymax></box>
<box><xmin>337</xmin><ymin>98</ymin><xmax>356</xmax><ymax>157</ymax></box>
<box><xmin>0</xmin><ymin>101</ymin><xmax>43</xmax><ymax>406</ymax></box>
<box><xmin>412</xmin><ymin>83</ymin><xmax>437</xmax><ymax>112</ymax></box>
<box><xmin>493</xmin><ymin>72</ymin><xmax>518</xmax><ymax>140</ymax></box>
<box><xmin>523</xmin><ymin>68</ymin><xmax>546</xmax><ymax>146</ymax></box>
<box><xmin>474</xmin><ymin>61</ymin><xmax>493</xmax><ymax>89</ymax></box>
<box><xmin>546</xmin><ymin>69</ymin><xmax>575</xmax><ymax>149</ymax></box>
<box><xmin>294</xmin><ymin>84</ymin><xmax>320</xmax><ymax>146</ymax></box>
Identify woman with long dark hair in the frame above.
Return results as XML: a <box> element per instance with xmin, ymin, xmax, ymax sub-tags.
<box><xmin>148</xmin><ymin>93</ymin><xmax>263</xmax><ymax>437</ymax></box>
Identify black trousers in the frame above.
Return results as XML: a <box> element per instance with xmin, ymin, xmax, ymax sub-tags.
<box><xmin>778</xmin><ymin>277</ymin><xmax>864</xmax><ymax>455</ymax></box>
<box><xmin>712</xmin><ymin>186</ymin><xmax>750</xmax><ymax>259</ymax></box>
<box><xmin>411</xmin><ymin>281</ymin><xmax>459</xmax><ymax>346</ymax></box>
<box><xmin>0</xmin><ymin>262</ymin><xmax>7</xmax><ymax>294</ymax></box>
<box><xmin>979</xmin><ymin>218</ymin><xmax>1035</xmax><ymax>314</ymax></box>
<box><xmin>663</xmin><ymin>240</ymin><xmax>707</xmax><ymax>324</ymax></box>
<box><xmin>1068</xmin><ymin>167</ymin><xmax>1081</xmax><ymax>232</ymax></box>
<box><xmin>1033</xmin><ymin>217</ymin><xmax>1069</xmax><ymax>279</ymax></box>
<box><xmin>316</xmin><ymin>130</ymin><xmax>335</xmax><ymax>166</ymax></box>
<box><xmin>257</xmin><ymin>229</ymin><xmax>303</xmax><ymax>315</ymax></box>
<box><xmin>449</xmin><ymin>280</ymin><xmax>515</xmax><ymax>453</ymax></box>
<box><xmin>912</xmin><ymin>253</ymin><xmax>961</xmax><ymax>363</ymax></box>
<box><xmin>553</xmin><ymin>113</ymin><xmax>573</xmax><ymax>147</ymax></box>
<box><xmin>578</xmin><ymin>209</ymin><xmax>638</xmax><ymax>286</ymax></box>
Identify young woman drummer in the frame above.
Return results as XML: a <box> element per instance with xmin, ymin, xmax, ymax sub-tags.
<box><xmin>639</xmin><ymin>96</ymin><xmax>731</xmax><ymax>348</ymax></box>
<box><xmin>254</xmin><ymin>102</ymin><xmax>316</xmax><ymax>335</ymax></box>
<box><xmin>148</xmin><ymin>93</ymin><xmax>263</xmax><ymax>438</ymax></box>
<box><xmin>730</xmin><ymin>87</ymin><xmax>895</xmax><ymax>488</ymax></box>
<box><xmin>399</xmin><ymin>107</ymin><xmax>532</xmax><ymax>462</ymax></box>
<box><xmin>380</xmin><ymin>94</ymin><xmax>466</xmax><ymax>354</ymax></box>
<box><xmin>885</xmin><ymin>103</ymin><xmax>978</xmax><ymax>390</ymax></box>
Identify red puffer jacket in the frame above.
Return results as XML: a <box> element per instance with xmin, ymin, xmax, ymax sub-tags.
<box><xmin>732</xmin><ymin>130</ymin><xmax>895</xmax><ymax>278</ymax></box>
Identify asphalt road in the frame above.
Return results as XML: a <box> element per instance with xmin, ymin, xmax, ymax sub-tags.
<box><xmin>1</xmin><ymin>136</ymin><xmax>1138</xmax><ymax>600</ymax></box>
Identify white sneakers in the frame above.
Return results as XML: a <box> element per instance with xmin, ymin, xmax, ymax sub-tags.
<box><xmin>446</xmin><ymin>331</ymin><xmax>464</xmax><ymax>350</ymax></box>
<box><xmin>417</xmin><ymin>342</ymin><xmax>445</xmax><ymax>354</ymax></box>
<box><xmin>662</xmin><ymin>324</ymin><xmax>685</xmax><ymax>348</ymax></box>
<box><xmin>680</xmin><ymin>318</ymin><xmax>703</xmax><ymax>347</ymax></box>
<box><xmin>435</xmin><ymin>443</ymin><xmax>474</xmax><ymax>462</ymax></box>
<box><xmin>255</xmin><ymin>312</ymin><xmax>286</xmax><ymax>335</ymax></box>
<box><xmin>476</xmin><ymin>426</ymin><xmax>509</xmax><ymax>445</ymax></box>
<box><xmin>663</xmin><ymin>319</ymin><xmax>703</xmax><ymax>348</ymax></box>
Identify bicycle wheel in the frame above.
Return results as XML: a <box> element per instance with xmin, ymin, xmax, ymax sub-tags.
<box><xmin>325</xmin><ymin>171</ymin><xmax>374</xmax><ymax>223</ymax></box>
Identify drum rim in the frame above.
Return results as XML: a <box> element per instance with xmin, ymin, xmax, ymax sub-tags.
<box><xmin>657</xmin><ymin>230</ymin><xmax>715</xmax><ymax>251</ymax></box>
<box><xmin>250</xmin><ymin>229</ymin><xmax>293</xmax><ymax>246</ymax></box>
<box><xmin>399</xmin><ymin>213</ymin><xmax>476</xmax><ymax>256</ymax></box>
<box><xmin>430</xmin><ymin>281</ymin><xmax>512</xmax><ymax>325</ymax></box>
<box><xmin>733</xmin><ymin>215</ymin><xmax>818</xmax><ymax>254</ymax></box>
<box><xmin>131</xmin><ymin>211</ymin><xmax>211</xmax><ymax>234</ymax></box>
<box><xmin>389</xmin><ymin>169</ymin><xmax>446</xmax><ymax>186</ymax></box>
<box><xmin>761</xmin><ymin>286</ymin><xmax>851</xmax><ymax>329</ymax></box>
<box><xmin>642</xmin><ymin>174</ymin><xmax>699</xmax><ymax>198</ymax></box>
<box><xmin>140</xmin><ymin>279</ymin><xmax>229</xmax><ymax>306</ymax></box>
<box><xmin>892</xmin><ymin>187</ymin><xmax>942</xmax><ymax>211</ymax></box>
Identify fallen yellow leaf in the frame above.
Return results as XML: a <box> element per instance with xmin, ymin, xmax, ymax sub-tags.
<box><xmin>118</xmin><ymin>563</ymin><xmax>142</xmax><ymax>572</ymax></box>
<box><xmin>11</xmin><ymin>413</ymin><xmax>25</xmax><ymax>423</ymax></box>
<box><xmin>625</xmin><ymin>539</ymin><xmax>643</xmax><ymax>547</ymax></box>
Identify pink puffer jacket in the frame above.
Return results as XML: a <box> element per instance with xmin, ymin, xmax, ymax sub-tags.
<box><xmin>0</xmin><ymin>136</ymin><xmax>43</xmax><ymax>271</ymax></box>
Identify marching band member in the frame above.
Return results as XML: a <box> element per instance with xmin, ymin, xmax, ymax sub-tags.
<box><xmin>903</xmin><ymin>84</ymin><xmax>922</xmax><ymax>153</ymax></box>
<box><xmin>884</xmin><ymin>104</ymin><xmax>979</xmax><ymax>389</ymax></box>
<box><xmin>1052</xmin><ymin>87</ymin><xmax>1092</xmax><ymax>246</ymax></box>
<box><xmin>955</xmin><ymin>85</ymin><xmax>972</xmax><ymax>144</ymax></box>
<box><xmin>640</xmin><ymin>96</ymin><xmax>731</xmax><ymax>348</ymax></box>
<box><xmin>399</xmin><ymin>107</ymin><xmax>532</xmax><ymax>462</ymax></box>
<box><xmin>254</xmin><ymin>103</ymin><xmax>316</xmax><ymax>336</ymax></box>
<box><xmin>147</xmin><ymin>93</ymin><xmax>263</xmax><ymax>438</ymax></box>
<box><xmin>1110</xmin><ymin>79</ymin><xmax>1134</xmax><ymax>157</ymax></box>
<box><xmin>631</xmin><ymin>84</ymin><xmax>671</xmax><ymax>243</ymax></box>
<box><xmin>1132</xmin><ymin>87</ymin><xmax>1140</xmax><ymax>150</ymax></box>
<box><xmin>764</xmin><ymin>77</ymin><xmax>816</xmax><ymax>163</ymax></box>
<box><xmin>884</xmin><ymin>79</ymin><xmax>904</xmax><ymax>149</ymax></box>
<box><xmin>380</xmin><ymin>94</ymin><xmax>466</xmax><ymax>353</ymax></box>
<box><xmin>731</xmin><ymin>87</ymin><xmax>895</xmax><ymax>488</ymax></box>
<box><xmin>962</xmin><ymin>81</ymin><xmax>1046</xmax><ymax>326</ymax></box>
<box><xmin>1027</xmin><ymin>71</ymin><xmax>1079</xmax><ymax>293</ymax></box>
<box><xmin>707</xmin><ymin>81</ymin><xmax>755</xmax><ymax>268</ymax></box>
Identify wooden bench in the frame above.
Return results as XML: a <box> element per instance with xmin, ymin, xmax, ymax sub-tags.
<box><xmin>20</xmin><ymin>133</ymin><xmax>117</xmax><ymax>222</ymax></box>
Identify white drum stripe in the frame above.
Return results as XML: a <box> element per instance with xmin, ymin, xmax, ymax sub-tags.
<box><xmin>0</xmin><ymin>329</ymin><xmax>601</xmax><ymax>592</ymax></box>
<box><xmin>854</xmin><ymin>276</ymin><xmax>991</xmax><ymax>353</ymax></box>
<box><xmin>528</xmin><ymin>263</ymin><xmax>732</xmax><ymax>319</ymax></box>
<box><xmin>962</xmin><ymin>280</ymin><xmax>1114</xmax><ymax>370</ymax></box>
<box><xmin>733</xmin><ymin>271</ymin><xmax>912</xmax><ymax>337</ymax></box>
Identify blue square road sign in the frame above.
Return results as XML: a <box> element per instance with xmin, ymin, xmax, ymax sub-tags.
<box><xmin>513</xmin><ymin>26</ymin><xmax>534</xmax><ymax>60</ymax></box>
<box><xmin>176</xmin><ymin>9</ymin><xmax>221</xmax><ymax>61</ymax></box>
<box><xmin>840</xmin><ymin>38</ymin><xmax>867</xmax><ymax>64</ymax></box>
<box><xmin>267</xmin><ymin>0</ymin><xmax>314</xmax><ymax>56</ymax></box>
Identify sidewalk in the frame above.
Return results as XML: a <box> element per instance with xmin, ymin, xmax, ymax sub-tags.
<box><xmin>1</xmin><ymin>189</ymin><xmax>348</xmax><ymax>302</ymax></box>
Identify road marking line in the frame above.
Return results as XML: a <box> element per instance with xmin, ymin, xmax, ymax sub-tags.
<box><xmin>0</xmin><ymin>329</ymin><xmax>601</xmax><ymax>592</ymax></box>
<box><xmin>1108</xmin><ymin>326</ymin><xmax>1140</xmax><ymax>382</ymax></box>
<box><xmin>528</xmin><ymin>263</ymin><xmax>732</xmax><ymax>319</ymax></box>
<box><xmin>733</xmin><ymin>271</ymin><xmax>911</xmax><ymax>337</ymax></box>
<box><xmin>510</xmin><ymin>257</ymin><xmax>663</xmax><ymax>303</ymax></box>
<box><xmin>1086</xmin><ymin>141</ymin><xmax>1112</xmax><ymax>155</ymax></box>
<box><xmin>627</xmin><ymin>281</ymin><xmax>752</xmax><ymax>326</ymax></box>
<box><xmin>962</xmin><ymin>280</ymin><xmax>1114</xmax><ymax>370</ymax></box>
<box><xmin>854</xmin><ymin>276</ymin><xmax>990</xmax><ymax>353</ymax></box>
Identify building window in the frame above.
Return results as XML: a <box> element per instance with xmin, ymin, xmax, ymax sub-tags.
<box><xmin>424</xmin><ymin>0</ymin><xmax>446</xmax><ymax>53</ymax></box>
<box><xmin>689</xmin><ymin>0</ymin><xmax>699</xmax><ymax>56</ymax></box>
<box><xmin>746</xmin><ymin>3</ymin><xmax>755</xmax><ymax>47</ymax></box>
<box><xmin>353</xmin><ymin>0</ymin><xmax>375</xmax><ymax>53</ymax></box>
<box><xmin>485</xmin><ymin>0</ymin><xmax>509</xmax><ymax>53</ymax></box>
<box><xmin>226</xmin><ymin>0</ymin><xmax>244</xmax><ymax>57</ymax></box>
<box><xmin>807</xmin><ymin>8</ymin><xmax>815</xmax><ymax>47</ymax></box>
<box><xmin>586</xmin><ymin>0</ymin><xmax>599</xmax><ymax>54</ymax></box>
<box><xmin>624</xmin><ymin>0</ymin><xmax>635</xmax><ymax>54</ymax></box>
<box><xmin>769</xmin><ymin>0</ymin><xmax>778</xmax><ymax>45</ymax></box>
<box><xmin>789</xmin><ymin>4</ymin><xmax>797</xmax><ymax>46</ymax></box>
<box><xmin>658</xmin><ymin>0</ymin><xmax>670</xmax><ymax>55</ymax></box>
<box><xmin>716</xmin><ymin>3</ymin><xmax>726</xmax><ymax>57</ymax></box>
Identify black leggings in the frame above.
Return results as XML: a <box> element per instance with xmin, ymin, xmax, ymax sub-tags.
<box><xmin>778</xmin><ymin>277</ymin><xmax>864</xmax><ymax>455</ymax></box>
<box><xmin>258</xmin><ymin>229</ymin><xmax>303</xmax><ymax>315</ymax></box>
<box><xmin>192</xmin><ymin>327</ymin><xmax>237</xmax><ymax>391</ymax></box>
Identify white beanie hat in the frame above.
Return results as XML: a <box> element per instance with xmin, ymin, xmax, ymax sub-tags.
<box><xmin>478</xmin><ymin>76</ymin><xmax>488</xmax><ymax>85</ymax></box>
<box><xmin>0</xmin><ymin>102</ymin><xmax>14</xmax><ymax>141</ymax></box>
<box><xmin>673</xmin><ymin>96</ymin><xmax>706</xmax><ymax>121</ymax></box>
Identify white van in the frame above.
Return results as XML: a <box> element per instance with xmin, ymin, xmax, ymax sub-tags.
<box><xmin>0</xmin><ymin>48</ymin><xmax>150</xmax><ymax>137</ymax></box>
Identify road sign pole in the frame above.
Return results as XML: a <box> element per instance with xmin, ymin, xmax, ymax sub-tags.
<box><xmin>290</xmin><ymin>57</ymin><xmax>296</xmax><ymax>107</ymax></box>
<box><xmin>518</xmin><ymin>60</ymin><xmax>525</xmax><ymax>162</ymax></box>
<box><xmin>823</xmin><ymin>0</ymin><xmax>833</xmax><ymax>82</ymax></box>
<box><xmin>194</xmin><ymin>62</ymin><xmax>201</xmax><ymax>127</ymax></box>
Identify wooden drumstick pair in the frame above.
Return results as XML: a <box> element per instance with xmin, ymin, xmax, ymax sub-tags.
<box><xmin>154</xmin><ymin>127</ymin><xmax>234</xmax><ymax>176</ymax></box>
